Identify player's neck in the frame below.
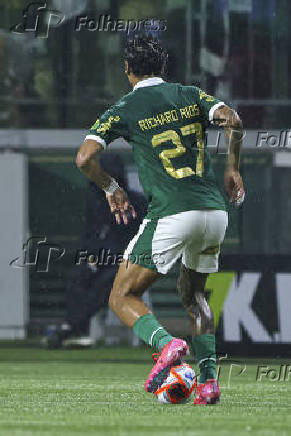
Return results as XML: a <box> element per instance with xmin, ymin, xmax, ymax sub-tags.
<box><xmin>131</xmin><ymin>75</ymin><xmax>157</xmax><ymax>89</ymax></box>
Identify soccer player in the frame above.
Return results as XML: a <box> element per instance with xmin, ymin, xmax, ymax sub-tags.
<box><xmin>76</xmin><ymin>37</ymin><xmax>244</xmax><ymax>405</ymax></box>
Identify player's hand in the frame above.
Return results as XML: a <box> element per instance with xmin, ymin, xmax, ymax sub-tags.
<box><xmin>106</xmin><ymin>188</ymin><xmax>137</xmax><ymax>225</ymax></box>
<box><xmin>224</xmin><ymin>169</ymin><xmax>245</xmax><ymax>206</ymax></box>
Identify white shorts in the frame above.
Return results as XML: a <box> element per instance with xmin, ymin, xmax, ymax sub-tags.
<box><xmin>123</xmin><ymin>210</ymin><xmax>228</xmax><ymax>274</ymax></box>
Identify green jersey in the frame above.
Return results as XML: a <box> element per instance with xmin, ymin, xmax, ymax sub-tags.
<box><xmin>87</xmin><ymin>77</ymin><xmax>226</xmax><ymax>219</ymax></box>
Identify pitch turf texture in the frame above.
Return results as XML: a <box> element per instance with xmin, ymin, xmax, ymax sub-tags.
<box><xmin>0</xmin><ymin>346</ymin><xmax>290</xmax><ymax>436</ymax></box>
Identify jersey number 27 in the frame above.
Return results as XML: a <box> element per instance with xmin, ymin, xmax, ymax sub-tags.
<box><xmin>152</xmin><ymin>122</ymin><xmax>204</xmax><ymax>179</ymax></box>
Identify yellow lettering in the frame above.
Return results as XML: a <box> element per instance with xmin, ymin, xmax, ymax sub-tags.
<box><xmin>164</xmin><ymin>111</ymin><xmax>172</xmax><ymax>123</ymax></box>
<box><xmin>138</xmin><ymin>120</ymin><xmax>147</xmax><ymax>131</ymax></box>
<box><xmin>180</xmin><ymin>107</ymin><xmax>187</xmax><ymax>119</ymax></box>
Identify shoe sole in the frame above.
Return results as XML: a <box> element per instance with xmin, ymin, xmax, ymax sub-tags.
<box><xmin>145</xmin><ymin>341</ymin><xmax>189</xmax><ymax>393</ymax></box>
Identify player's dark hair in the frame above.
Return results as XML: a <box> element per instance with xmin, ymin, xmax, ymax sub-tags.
<box><xmin>124</xmin><ymin>36</ymin><xmax>168</xmax><ymax>77</ymax></box>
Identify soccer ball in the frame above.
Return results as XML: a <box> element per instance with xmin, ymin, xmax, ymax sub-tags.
<box><xmin>154</xmin><ymin>362</ymin><xmax>196</xmax><ymax>404</ymax></box>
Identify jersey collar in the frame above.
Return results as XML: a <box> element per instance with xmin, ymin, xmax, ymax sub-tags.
<box><xmin>133</xmin><ymin>77</ymin><xmax>164</xmax><ymax>91</ymax></box>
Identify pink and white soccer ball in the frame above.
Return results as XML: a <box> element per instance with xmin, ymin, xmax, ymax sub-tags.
<box><xmin>154</xmin><ymin>362</ymin><xmax>196</xmax><ymax>404</ymax></box>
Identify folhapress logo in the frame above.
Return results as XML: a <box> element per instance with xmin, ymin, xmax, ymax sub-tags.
<box><xmin>10</xmin><ymin>236</ymin><xmax>65</xmax><ymax>273</ymax></box>
<box><xmin>10</xmin><ymin>2</ymin><xmax>65</xmax><ymax>38</ymax></box>
<box><xmin>10</xmin><ymin>3</ymin><xmax>166</xmax><ymax>38</ymax></box>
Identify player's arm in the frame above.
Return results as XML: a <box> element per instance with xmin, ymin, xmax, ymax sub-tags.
<box><xmin>76</xmin><ymin>138</ymin><xmax>136</xmax><ymax>225</ymax></box>
<box><xmin>212</xmin><ymin>105</ymin><xmax>245</xmax><ymax>204</ymax></box>
<box><xmin>76</xmin><ymin>139</ymin><xmax>111</xmax><ymax>188</ymax></box>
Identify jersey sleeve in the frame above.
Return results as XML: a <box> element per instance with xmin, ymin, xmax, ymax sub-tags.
<box><xmin>85</xmin><ymin>104</ymin><xmax>128</xmax><ymax>149</ymax></box>
<box><xmin>193</xmin><ymin>87</ymin><xmax>225</xmax><ymax>126</ymax></box>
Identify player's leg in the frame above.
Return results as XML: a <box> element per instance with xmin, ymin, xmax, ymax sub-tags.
<box><xmin>109</xmin><ymin>215</ymin><xmax>186</xmax><ymax>351</ymax></box>
<box><xmin>109</xmin><ymin>260</ymin><xmax>173</xmax><ymax>351</ymax></box>
<box><xmin>109</xmin><ymin>259</ymin><xmax>189</xmax><ymax>392</ymax></box>
<box><xmin>109</xmin><ymin>215</ymin><xmax>191</xmax><ymax>392</ymax></box>
<box><xmin>177</xmin><ymin>265</ymin><xmax>216</xmax><ymax>382</ymax></box>
<box><xmin>179</xmin><ymin>210</ymin><xmax>228</xmax><ymax>401</ymax></box>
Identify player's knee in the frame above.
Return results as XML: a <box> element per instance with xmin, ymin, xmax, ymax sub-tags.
<box><xmin>108</xmin><ymin>283</ymin><xmax>130</xmax><ymax>313</ymax></box>
<box><xmin>108</xmin><ymin>289</ymin><xmax>119</xmax><ymax>313</ymax></box>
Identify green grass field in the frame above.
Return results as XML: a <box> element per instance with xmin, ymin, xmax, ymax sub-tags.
<box><xmin>0</xmin><ymin>346</ymin><xmax>290</xmax><ymax>436</ymax></box>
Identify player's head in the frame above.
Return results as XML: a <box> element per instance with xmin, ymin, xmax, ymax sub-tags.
<box><xmin>124</xmin><ymin>36</ymin><xmax>168</xmax><ymax>85</ymax></box>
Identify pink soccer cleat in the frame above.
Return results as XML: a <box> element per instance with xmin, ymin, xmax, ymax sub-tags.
<box><xmin>144</xmin><ymin>338</ymin><xmax>189</xmax><ymax>393</ymax></box>
<box><xmin>193</xmin><ymin>378</ymin><xmax>220</xmax><ymax>405</ymax></box>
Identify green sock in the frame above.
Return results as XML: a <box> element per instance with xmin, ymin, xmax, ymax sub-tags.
<box><xmin>192</xmin><ymin>334</ymin><xmax>217</xmax><ymax>383</ymax></box>
<box><xmin>133</xmin><ymin>313</ymin><xmax>173</xmax><ymax>351</ymax></box>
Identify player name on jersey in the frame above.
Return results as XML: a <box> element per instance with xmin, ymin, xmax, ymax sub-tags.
<box><xmin>138</xmin><ymin>104</ymin><xmax>200</xmax><ymax>131</ymax></box>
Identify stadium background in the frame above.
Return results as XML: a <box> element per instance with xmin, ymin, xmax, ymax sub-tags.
<box><xmin>1</xmin><ymin>0</ymin><xmax>291</xmax><ymax>355</ymax></box>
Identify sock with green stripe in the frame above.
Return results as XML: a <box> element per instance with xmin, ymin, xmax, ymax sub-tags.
<box><xmin>192</xmin><ymin>334</ymin><xmax>217</xmax><ymax>383</ymax></box>
<box><xmin>133</xmin><ymin>313</ymin><xmax>173</xmax><ymax>351</ymax></box>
